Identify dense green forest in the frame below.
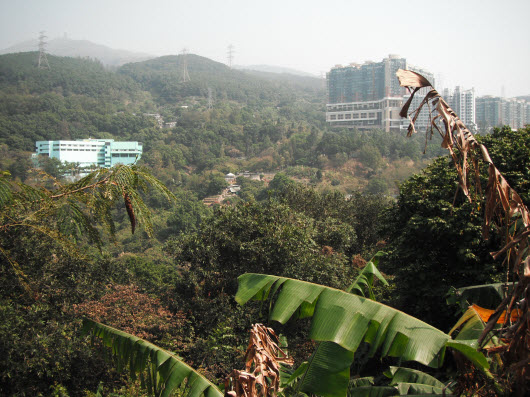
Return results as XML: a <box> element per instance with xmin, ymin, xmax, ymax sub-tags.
<box><xmin>0</xmin><ymin>51</ymin><xmax>528</xmax><ymax>396</ymax></box>
<box><xmin>0</xmin><ymin>52</ymin><xmax>445</xmax><ymax>196</ymax></box>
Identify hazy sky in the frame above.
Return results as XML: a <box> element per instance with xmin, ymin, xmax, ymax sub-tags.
<box><xmin>1</xmin><ymin>0</ymin><xmax>529</xmax><ymax>97</ymax></box>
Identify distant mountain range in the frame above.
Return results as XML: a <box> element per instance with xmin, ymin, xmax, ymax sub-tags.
<box><xmin>234</xmin><ymin>64</ymin><xmax>318</xmax><ymax>78</ymax></box>
<box><xmin>0</xmin><ymin>50</ymin><xmax>324</xmax><ymax>107</ymax></box>
<box><xmin>1</xmin><ymin>37</ymin><xmax>319</xmax><ymax>78</ymax></box>
<box><xmin>0</xmin><ymin>37</ymin><xmax>155</xmax><ymax>67</ymax></box>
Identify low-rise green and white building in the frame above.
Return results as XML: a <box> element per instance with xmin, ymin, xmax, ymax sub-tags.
<box><xmin>34</xmin><ymin>139</ymin><xmax>143</xmax><ymax>168</ymax></box>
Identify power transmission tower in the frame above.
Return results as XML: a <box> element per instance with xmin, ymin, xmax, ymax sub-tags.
<box><xmin>227</xmin><ymin>44</ymin><xmax>235</xmax><ymax>68</ymax></box>
<box><xmin>180</xmin><ymin>48</ymin><xmax>190</xmax><ymax>82</ymax></box>
<box><xmin>207</xmin><ymin>87</ymin><xmax>213</xmax><ymax>110</ymax></box>
<box><xmin>38</xmin><ymin>31</ymin><xmax>50</xmax><ymax>69</ymax></box>
<box><xmin>320</xmin><ymin>71</ymin><xmax>327</xmax><ymax>90</ymax></box>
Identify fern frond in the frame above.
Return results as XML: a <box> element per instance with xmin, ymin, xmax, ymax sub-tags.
<box><xmin>1</xmin><ymin>165</ymin><xmax>174</xmax><ymax>291</ymax></box>
<box><xmin>0</xmin><ymin>173</ymin><xmax>14</xmax><ymax>208</ymax></box>
<box><xmin>0</xmin><ymin>246</ymin><xmax>32</xmax><ymax>295</ymax></box>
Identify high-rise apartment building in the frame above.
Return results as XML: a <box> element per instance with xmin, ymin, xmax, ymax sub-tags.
<box><xmin>476</xmin><ymin>96</ymin><xmax>499</xmax><ymax>130</ymax></box>
<box><xmin>502</xmin><ymin>98</ymin><xmax>528</xmax><ymax>130</ymax></box>
<box><xmin>476</xmin><ymin>96</ymin><xmax>529</xmax><ymax>131</ymax></box>
<box><xmin>443</xmin><ymin>87</ymin><xmax>476</xmax><ymax>130</ymax></box>
<box><xmin>34</xmin><ymin>139</ymin><xmax>143</xmax><ymax>168</ymax></box>
<box><xmin>326</xmin><ymin>55</ymin><xmax>434</xmax><ymax>132</ymax></box>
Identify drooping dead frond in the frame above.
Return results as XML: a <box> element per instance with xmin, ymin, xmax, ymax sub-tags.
<box><xmin>123</xmin><ymin>192</ymin><xmax>136</xmax><ymax>234</ymax></box>
<box><xmin>225</xmin><ymin>324</ymin><xmax>293</xmax><ymax>397</ymax></box>
<box><xmin>396</xmin><ymin>69</ymin><xmax>433</xmax><ymax>88</ymax></box>
<box><xmin>397</xmin><ymin>69</ymin><xmax>530</xmax><ymax>394</ymax></box>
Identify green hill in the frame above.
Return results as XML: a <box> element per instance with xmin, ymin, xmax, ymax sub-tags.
<box><xmin>0</xmin><ymin>52</ymin><xmax>141</xmax><ymax>98</ymax></box>
<box><xmin>0</xmin><ymin>51</ymin><xmax>443</xmax><ymax>197</ymax></box>
<box><xmin>118</xmin><ymin>54</ymin><xmax>325</xmax><ymax>104</ymax></box>
<box><xmin>0</xmin><ymin>53</ymin><xmax>154</xmax><ymax>152</ymax></box>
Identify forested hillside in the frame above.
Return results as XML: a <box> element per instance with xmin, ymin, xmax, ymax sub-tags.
<box><xmin>0</xmin><ymin>52</ymin><xmax>141</xmax><ymax>97</ymax></box>
<box><xmin>1</xmin><ymin>51</ymin><xmax>527</xmax><ymax>396</ymax></box>
<box><xmin>0</xmin><ymin>51</ymin><xmax>445</xmax><ymax>195</ymax></box>
<box><xmin>118</xmin><ymin>54</ymin><xmax>323</xmax><ymax>103</ymax></box>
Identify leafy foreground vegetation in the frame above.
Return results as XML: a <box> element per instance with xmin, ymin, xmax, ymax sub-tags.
<box><xmin>83</xmin><ymin>74</ymin><xmax>530</xmax><ymax>396</ymax></box>
<box><xmin>0</xmin><ymin>59</ymin><xmax>529</xmax><ymax>396</ymax></box>
<box><xmin>2</xmin><ymin>129</ymin><xmax>529</xmax><ymax>396</ymax></box>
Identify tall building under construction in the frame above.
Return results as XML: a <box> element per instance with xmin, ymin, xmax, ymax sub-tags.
<box><xmin>326</xmin><ymin>55</ymin><xmax>434</xmax><ymax>132</ymax></box>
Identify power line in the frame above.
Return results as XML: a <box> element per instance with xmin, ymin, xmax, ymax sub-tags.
<box><xmin>38</xmin><ymin>31</ymin><xmax>50</xmax><ymax>69</ymax></box>
<box><xmin>227</xmin><ymin>44</ymin><xmax>235</xmax><ymax>68</ymax></box>
<box><xmin>207</xmin><ymin>87</ymin><xmax>213</xmax><ymax>110</ymax></box>
<box><xmin>180</xmin><ymin>48</ymin><xmax>190</xmax><ymax>82</ymax></box>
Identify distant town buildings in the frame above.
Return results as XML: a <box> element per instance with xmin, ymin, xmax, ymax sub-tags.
<box><xmin>326</xmin><ymin>55</ymin><xmax>528</xmax><ymax>132</ymax></box>
<box><xmin>476</xmin><ymin>96</ymin><xmax>529</xmax><ymax>131</ymax></box>
<box><xmin>326</xmin><ymin>55</ymin><xmax>435</xmax><ymax>132</ymax></box>
<box><xmin>34</xmin><ymin>139</ymin><xmax>143</xmax><ymax>168</ymax></box>
<box><xmin>144</xmin><ymin>113</ymin><xmax>177</xmax><ymax>129</ymax></box>
<box><xmin>224</xmin><ymin>171</ymin><xmax>261</xmax><ymax>184</ymax></box>
<box><xmin>144</xmin><ymin>113</ymin><xmax>164</xmax><ymax>128</ymax></box>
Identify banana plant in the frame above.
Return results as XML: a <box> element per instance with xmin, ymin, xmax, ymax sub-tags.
<box><xmin>279</xmin><ymin>253</ymin><xmax>388</xmax><ymax>396</ymax></box>
<box><xmin>347</xmin><ymin>367</ymin><xmax>454</xmax><ymax>396</ymax></box>
<box><xmin>82</xmin><ymin>319</ymin><xmax>223</xmax><ymax>397</ymax></box>
<box><xmin>446</xmin><ymin>283</ymin><xmax>510</xmax><ymax>314</ymax></box>
<box><xmin>346</xmin><ymin>251</ymin><xmax>388</xmax><ymax>299</ymax></box>
<box><xmin>280</xmin><ymin>341</ymin><xmax>354</xmax><ymax>397</ymax></box>
<box><xmin>236</xmin><ymin>273</ymin><xmax>491</xmax><ymax>396</ymax></box>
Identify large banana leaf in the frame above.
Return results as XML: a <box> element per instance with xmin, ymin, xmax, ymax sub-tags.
<box><xmin>348</xmin><ymin>377</ymin><xmax>396</xmax><ymax>397</ymax></box>
<box><xmin>236</xmin><ymin>274</ymin><xmax>490</xmax><ymax>371</ymax></box>
<box><xmin>349</xmin><ymin>386</ymin><xmax>398</xmax><ymax>397</ymax></box>
<box><xmin>386</xmin><ymin>366</ymin><xmax>452</xmax><ymax>395</ymax></box>
<box><xmin>82</xmin><ymin>318</ymin><xmax>222</xmax><ymax>397</ymax></box>
<box><xmin>385</xmin><ymin>366</ymin><xmax>446</xmax><ymax>389</ymax></box>
<box><xmin>446</xmin><ymin>283</ymin><xmax>509</xmax><ymax>312</ymax></box>
<box><xmin>449</xmin><ymin>305</ymin><xmax>489</xmax><ymax>349</ymax></box>
<box><xmin>283</xmin><ymin>253</ymin><xmax>388</xmax><ymax>397</ymax></box>
<box><xmin>282</xmin><ymin>341</ymin><xmax>354</xmax><ymax>397</ymax></box>
<box><xmin>346</xmin><ymin>251</ymin><xmax>388</xmax><ymax>299</ymax></box>
<box><xmin>348</xmin><ymin>367</ymin><xmax>454</xmax><ymax>396</ymax></box>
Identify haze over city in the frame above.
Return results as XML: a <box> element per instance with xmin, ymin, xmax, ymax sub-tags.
<box><xmin>1</xmin><ymin>0</ymin><xmax>529</xmax><ymax>97</ymax></box>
